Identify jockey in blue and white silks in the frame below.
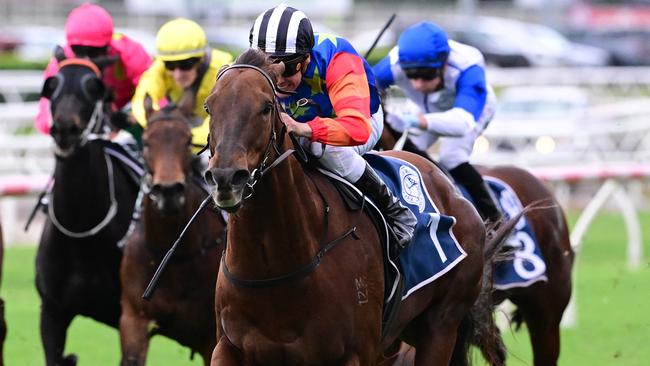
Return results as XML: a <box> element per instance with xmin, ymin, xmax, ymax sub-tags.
<box><xmin>373</xmin><ymin>21</ymin><xmax>501</xmax><ymax>222</ymax></box>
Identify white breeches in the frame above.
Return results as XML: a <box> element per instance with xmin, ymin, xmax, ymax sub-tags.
<box><xmin>305</xmin><ymin>105</ymin><xmax>384</xmax><ymax>183</ymax></box>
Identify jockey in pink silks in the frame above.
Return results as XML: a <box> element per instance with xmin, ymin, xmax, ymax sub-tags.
<box><xmin>35</xmin><ymin>2</ymin><xmax>152</xmax><ymax>135</ymax></box>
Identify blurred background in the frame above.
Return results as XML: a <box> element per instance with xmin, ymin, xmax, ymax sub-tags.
<box><xmin>0</xmin><ymin>0</ymin><xmax>649</xmax><ymax>365</ymax></box>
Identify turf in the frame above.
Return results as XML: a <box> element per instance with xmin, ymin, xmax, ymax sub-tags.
<box><xmin>2</xmin><ymin>212</ymin><xmax>649</xmax><ymax>365</ymax></box>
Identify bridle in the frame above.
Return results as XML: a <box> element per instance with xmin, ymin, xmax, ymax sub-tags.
<box><xmin>213</xmin><ymin>64</ymin><xmax>306</xmax><ymax>201</ymax></box>
<box><xmin>52</xmin><ymin>59</ymin><xmax>110</xmax><ymax>156</ymax></box>
<box><xmin>140</xmin><ymin>108</ymin><xmax>194</xmax><ymax>198</ymax></box>
<box><xmin>48</xmin><ymin>59</ymin><xmax>117</xmax><ymax>238</ymax></box>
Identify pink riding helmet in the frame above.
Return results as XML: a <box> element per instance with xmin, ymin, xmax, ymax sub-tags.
<box><xmin>64</xmin><ymin>3</ymin><xmax>114</xmax><ymax>47</ymax></box>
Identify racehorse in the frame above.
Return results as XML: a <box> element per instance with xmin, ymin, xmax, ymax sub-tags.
<box><xmin>203</xmin><ymin>49</ymin><xmax>521</xmax><ymax>366</ymax></box>
<box><xmin>378</xmin><ymin>122</ymin><xmax>574</xmax><ymax>366</ymax></box>
<box><xmin>36</xmin><ymin>58</ymin><xmax>139</xmax><ymax>366</ymax></box>
<box><xmin>119</xmin><ymin>97</ymin><xmax>226</xmax><ymax>366</ymax></box>
<box><xmin>0</xmin><ymin>221</ymin><xmax>5</xmax><ymax>366</ymax></box>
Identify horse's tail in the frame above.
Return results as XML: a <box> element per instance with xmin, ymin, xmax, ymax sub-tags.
<box><xmin>451</xmin><ymin>201</ymin><xmax>547</xmax><ymax>366</ymax></box>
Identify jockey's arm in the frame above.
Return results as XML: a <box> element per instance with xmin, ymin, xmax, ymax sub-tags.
<box><xmin>419</xmin><ymin>108</ymin><xmax>475</xmax><ymax>137</ymax></box>
<box><xmin>418</xmin><ymin>65</ymin><xmax>487</xmax><ymax>137</ymax></box>
<box><xmin>306</xmin><ymin>52</ymin><xmax>372</xmax><ymax>146</ymax></box>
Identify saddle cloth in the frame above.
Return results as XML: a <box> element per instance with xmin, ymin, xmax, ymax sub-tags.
<box><xmin>458</xmin><ymin>176</ymin><xmax>548</xmax><ymax>289</ymax></box>
<box><xmin>363</xmin><ymin>153</ymin><xmax>467</xmax><ymax>300</ymax></box>
<box><xmin>317</xmin><ymin>154</ymin><xmax>467</xmax><ymax>302</ymax></box>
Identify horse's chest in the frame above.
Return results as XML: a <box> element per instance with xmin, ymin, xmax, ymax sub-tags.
<box><xmin>221</xmin><ymin>308</ymin><xmax>346</xmax><ymax>365</ymax></box>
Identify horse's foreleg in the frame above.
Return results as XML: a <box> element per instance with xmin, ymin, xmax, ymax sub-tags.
<box><xmin>40</xmin><ymin>301</ymin><xmax>74</xmax><ymax>366</ymax></box>
<box><xmin>210</xmin><ymin>336</ymin><xmax>241</xmax><ymax>366</ymax></box>
<box><xmin>119</xmin><ymin>306</ymin><xmax>151</xmax><ymax>366</ymax></box>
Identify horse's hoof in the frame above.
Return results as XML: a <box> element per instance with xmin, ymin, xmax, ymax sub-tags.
<box><xmin>62</xmin><ymin>354</ymin><xmax>78</xmax><ymax>366</ymax></box>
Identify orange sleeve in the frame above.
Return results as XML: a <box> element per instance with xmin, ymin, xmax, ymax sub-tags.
<box><xmin>307</xmin><ymin>52</ymin><xmax>372</xmax><ymax>146</ymax></box>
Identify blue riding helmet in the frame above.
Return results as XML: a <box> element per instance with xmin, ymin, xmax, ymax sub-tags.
<box><xmin>398</xmin><ymin>22</ymin><xmax>450</xmax><ymax>69</ymax></box>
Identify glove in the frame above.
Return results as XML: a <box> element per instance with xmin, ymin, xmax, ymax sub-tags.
<box><xmin>402</xmin><ymin>113</ymin><xmax>420</xmax><ymax>129</ymax></box>
<box><xmin>387</xmin><ymin>112</ymin><xmax>420</xmax><ymax>133</ymax></box>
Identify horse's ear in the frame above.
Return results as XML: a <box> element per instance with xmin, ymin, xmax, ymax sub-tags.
<box><xmin>144</xmin><ymin>94</ymin><xmax>154</xmax><ymax>122</ymax></box>
<box><xmin>268</xmin><ymin>62</ymin><xmax>285</xmax><ymax>82</ymax></box>
<box><xmin>53</xmin><ymin>45</ymin><xmax>66</xmax><ymax>62</ymax></box>
<box><xmin>41</xmin><ymin>76</ymin><xmax>60</xmax><ymax>100</ymax></box>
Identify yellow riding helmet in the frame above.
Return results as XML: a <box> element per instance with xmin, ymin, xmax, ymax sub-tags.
<box><xmin>156</xmin><ymin>18</ymin><xmax>207</xmax><ymax>61</ymax></box>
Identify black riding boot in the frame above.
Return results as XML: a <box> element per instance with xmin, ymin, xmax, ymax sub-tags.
<box><xmin>354</xmin><ymin>163</ymin><xmax>418</xmax><ymax>255</ymax></box>
<box><xmin>449</xmin><ymin>162</ymin><xmax>501</xmax><ymax>222</ymax></box>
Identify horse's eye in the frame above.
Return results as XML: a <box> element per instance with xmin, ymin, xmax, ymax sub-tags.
<box><xmin>203</xmin><ymin>102</ymin><xmax>211</xmax><ymax>115</ymax></box>
<box><xmin>262</xmin><ymin>102</ymin><xmax>273</xmax><ymax>115</ymax></box>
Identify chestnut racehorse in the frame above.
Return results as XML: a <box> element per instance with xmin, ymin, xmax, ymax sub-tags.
<box><xmin>119</xmin><ymin>101</ymin><xmax>226</xmax><ymax>365</ymax></box>
<box><xmin>203</xmin><ymin>49</ymin><xmax>521</xmax><ymax>366</ymax></box>
<box><xmin>378</xmin><ymin>119</ymin><xmax>574</xmax><ymax>366</ymax></box>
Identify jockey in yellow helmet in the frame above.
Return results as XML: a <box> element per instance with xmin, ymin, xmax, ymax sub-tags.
<box><xmin>132</xmin><ymin>18</ymin><xmax>233</xmax><ymax>152</ymax></box>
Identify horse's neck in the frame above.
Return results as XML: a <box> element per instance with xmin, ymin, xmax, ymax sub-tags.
<box><xmin>52</xmin><ymin>143</ymin><xmax>110</xmax><ymax>213</ymax></box>
<box><xmin>142</xmin><ymin>179</ymin><xmax>206</xmax><ymax>251</ymax></box>
<box><xmin>228</xmin><ymin>158</ymin><xmax>325</xmax><ymax>275</ymax></box>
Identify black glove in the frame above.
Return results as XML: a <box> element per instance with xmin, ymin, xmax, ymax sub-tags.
<box><xmin>110</xmin><ymin>111</ymin><xmax>131</xmax><ymax>129</ymax></box>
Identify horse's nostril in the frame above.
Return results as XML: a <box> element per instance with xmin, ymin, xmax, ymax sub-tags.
<box><xmin>204</xmin><ymin>170</ymin><xmax>216</xmax><ymax>186</ymax></box>
<box><xmin>149</xmin><ymin>184</ymin><xmax>162</xmax><ymax>200</ymax></box>
<box><xmin>231</xmin><ymin>169</ymin><xmax>250</xmax><ymax>187</ymax></box>
<box><xmin>171</xmin><ymin>182</ymin><xmax>185</xmax><ymax>195</ymax></box>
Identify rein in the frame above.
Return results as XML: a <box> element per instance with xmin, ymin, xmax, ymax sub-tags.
<box><xmin>221</xmin><ymin>173</ymin><xmax>362</xmax><ymax>288</ymax></box>
<box><xmin>49</xmin><ymin>151</ymin><xmax>119</xmax><ymax>238</ymax></box>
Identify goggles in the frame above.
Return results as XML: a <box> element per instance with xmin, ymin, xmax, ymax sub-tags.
<box><xmin>71</xmin><ymin>45</ymin><xmax>108</xmax><ymax>59</ymax></box>
<box><xmin>272</xmin><ymin>54</ymin><xmax>307</xmax><ymax>78</ymax></box>
<box><xmin>404</xmin><ymin>67</ymin><xmax>441</xmax><ymax>81</ymax></box>
<box><xmin>164</xmin><ymin>57</ymin><xmax>201</xmax><ymax>71</ymax></box>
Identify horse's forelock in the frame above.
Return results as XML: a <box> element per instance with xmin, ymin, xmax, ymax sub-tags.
<box><xmin>234</xmin><ymin>48</ymin><xmax>279</xmax><ymax>84</ymax></box>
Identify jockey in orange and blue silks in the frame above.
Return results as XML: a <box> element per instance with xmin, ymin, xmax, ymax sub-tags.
<box><xmin>36</xmin><ymin>3</ymin><xmax>152</xmax><ymax>135</ymax></box>
<box><xmin>275</xmin><ymin>33</ymin><xmax>381</xmax><ymax>147</ymax></box>
<box><xmin>250</xmin><ymin>4</ymin><xmax>416</xmax><ymax>251</ymax></box>
<box><xmin>373</xmin><ymin>21</ymin><xmax>501</xmax><ymax>222</ymax></box>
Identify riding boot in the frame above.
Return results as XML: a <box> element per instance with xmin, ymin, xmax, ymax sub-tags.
<box><xmin>449</xmin><ymin>162</ymin><xmax>501</xmax><ymax>223</ymax></box>
<box><xmin>354</xmin><ymin>163</ymin><xmax>418</xmax><ymax>256</ymax></box>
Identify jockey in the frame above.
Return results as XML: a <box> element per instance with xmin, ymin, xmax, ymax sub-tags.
<box><xmin>373</xmin><ymin>21</ymin><xmax>501</xmax><ymax>223</ymax></box>
<box><xmin>250</xmin><ymin>4</ymin><xmax>416</xmax><ymax>250</ymax></box>
<box><xmin>35</xmin><ymin>2</ymin><xmax>152</xmax><ymax>136</ymax></box>
<box><xmin>131</xmin><ymin>18</ymin><xmax>233</xmax><ymax>154</ymax></box>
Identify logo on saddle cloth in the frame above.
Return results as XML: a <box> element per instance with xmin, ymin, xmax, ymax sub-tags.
<box><xmin>399</xmin><ymin>165</ymin><xmax>425</xmax><ymax>212</ymax></box>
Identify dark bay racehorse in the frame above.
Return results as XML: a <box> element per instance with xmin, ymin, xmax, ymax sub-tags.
<box><xmin>204</xmin><ymin>49</ymin><xmax>521</xmax><ymax>366</ymax></box>
<box><xmin>378</xmin><ymin>123</ymin><xmax>574</xmax><ymax>366</ymax></box>
<box><xmin>119</xmin><ymin>100</ymin><xmax>226</xmax><ymax>366</ymax></box>
<box><xmin>37</xmin><ymin>58</ymin><xmax>139</xmax><ymax>365</ymax></box>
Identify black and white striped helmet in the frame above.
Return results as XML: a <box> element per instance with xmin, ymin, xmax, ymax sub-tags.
<box><xmin>249</xmin><ymin>4</ymin><xmax>314</xmax><ymax>58</ymax></box>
